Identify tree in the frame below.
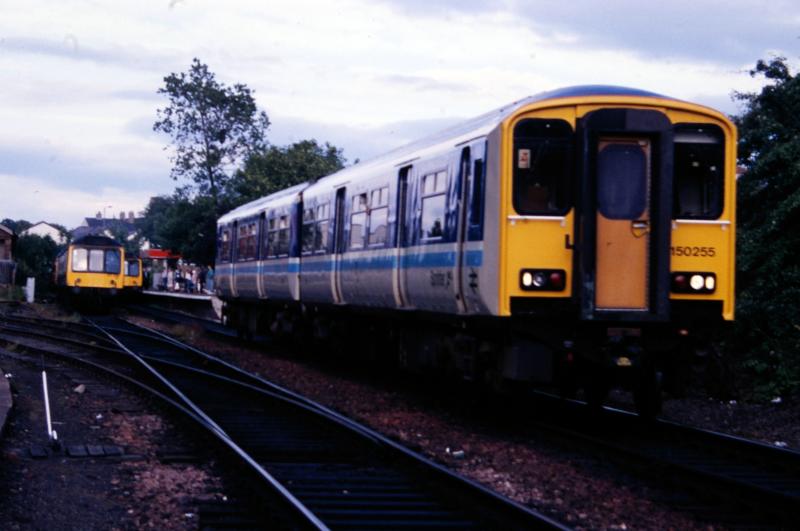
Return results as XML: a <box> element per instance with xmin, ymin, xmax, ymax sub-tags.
<box><xmin>14</xmin><ymin>234</ymin><xmax>59</xmax><ymax>294</ymax></box>
<box><xmin>1</xmin><ymin>218</ymin><xmax>31</xmax><ymax>234</ymax></box>
<box><xmin>229</xmin><ymin>140</ymin><xmax>346</xmax><ymax>204</ymax></box>
<box><xmin>731</xmin><ymin>56</ymin><xmax>800</xmax><ymax>397</ymax></box>
<box><xmin>139</xmin><ymin>191</ymin><xmax>229</xmax><ymax>266</ymax></box>
<box><xmin>154</xmin><ymin>59</ymin><xmax>271</xmax><ymax>213</ymax></box>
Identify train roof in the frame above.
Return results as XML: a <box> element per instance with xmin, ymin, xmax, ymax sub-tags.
<box><xmin>302</xmin><ymin>85</ymin><xmax>676</xmax><ymax>195</ymax></box>
<box><xmin>72</xmin><ymin>234</ymin><xmax>122</xmax><ymax>247</ymax></box>
<box><xmin>219</xmin><ymin>182</ymin><xmax>308</xmax><ymax>224</ymax></box>
<box><xmin>218</xmin><ymin>85</ymin><xmax>681</xmax><ymax>222</ymax></box>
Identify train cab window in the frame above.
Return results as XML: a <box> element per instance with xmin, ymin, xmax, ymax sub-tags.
<box><xmin>421</xmin><ymin>171</ymin><xmax>447</xmax><ymax>240</ymax></box>
<box><xmin>350</xmin><ymin>193</ymin><xmax>367</xmax><ymax>249</ymax></box>
<box><xmin>368</xmin><ymin>186</ymin><xmax>389</xmax><ymax>246</ymax></box>
<box><xmin>302</xmin><ymin>208</ymin><xmax>315</xmax><ymax>255</ymax></box>
<box><xmin>513</xmin><ymin>119</ymin><xmax>573</xmax><ymax>215</ymax></box>
<box><xmin>673</xmin><ymin>124</ymin><xmax>724</xmax><ymax>219</ymax></box>
<box><xmin>125</xmin><ymin>260</ymin><xmax>140</xmax><ymax>277</ymax></box>
<box><xmin>89</xmin><ymin>249</ymin><xmax>104</xmax><ymax>272</ymax></box>
<box><xmin>315</xmin><ymin>203</ymin><xmax>330</xmax><ymax>252</ymax></box>
<box><xmin>104</xmin><ymin>249</ymin><xmax>121</xmax><ymax>273</ymax></box>
<box><xmin>72</xmin><ymin>248</ymin><xmax>88</xmax><ymax>272</ymax></box>
<box><xmin>597</xmin><ymin>143</ymin><xmax>648</xmax><ymax>220</ymax></box>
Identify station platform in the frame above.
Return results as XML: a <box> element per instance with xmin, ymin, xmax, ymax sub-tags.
<box><xmin>141</xmin><ymin>290</ymin><xmax>223</xmax><ymax>321</ymax></box>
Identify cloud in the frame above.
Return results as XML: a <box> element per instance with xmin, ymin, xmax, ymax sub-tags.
<box><xmin>0</xmin><ymin>36</ymin><xmax>178</xmax><ymax>72</ymax></box>
<box><xmin>0</xmin><ymin>172</ymin><xmax>155</xmax><ymax>229</ymax></box>
<box><xmin>377</xmin><ymin>0</ymin><xmax>800</xmax><ymax>65</ymax></box>
<box><xmin>0</xmin><ymin>140</ymin><xmax>171</xmax><ymax>198</ymax></box>
<box><xmin>374</xmin><ymin>74</ymin><xmax>471</xmax><ymax>92</ymax></box>
<box><xmin>269</xmin><ymin>114</ymin><xmax>464</xmax><ymax>162</ymax></box>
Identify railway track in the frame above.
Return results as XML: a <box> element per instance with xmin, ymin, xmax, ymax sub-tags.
<box><xmin>123</xmin><ymin>304</ymin><xmax>800</xmax><ymax>528</ymax></box>
<box><xmin>0</xmin><ymin>310</ymin><xmax>564</xmax><ymax>530</ymax></box>
<box><xmin>91</xmin><ymin>315</ymin><xmax>565</xmax><ymax>530</ymax></box>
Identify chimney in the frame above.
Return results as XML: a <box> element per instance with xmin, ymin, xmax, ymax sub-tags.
<box><xmin>128</xmin><ymin>211</ymin><xmax>135</xmax><ymax>221</ymax></box>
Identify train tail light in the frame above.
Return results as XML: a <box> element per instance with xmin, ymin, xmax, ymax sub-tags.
<box><xmin>672</xmin><ymin>272</ymin><xmax>715</xmax><ymax>294</ymax></box>
<box><xmin>520</xmin><ymin>269</ymin><xmax>566</xmax><ymax>291</ymax></box>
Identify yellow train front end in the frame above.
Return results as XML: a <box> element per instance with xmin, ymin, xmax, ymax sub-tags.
<box><xmin>123</xmin><ymin>258</ymin><xmax>143</xmax><ymax>290</ymax></box>
<box><xmin>57</xmin><ymin>235</ymin><xmax>125</xmax><ymax>301</ymax></box>
<box><xmin>497</xmin><ymin>89</ymin><xmax>735</xmax><ymax>413</ymax></box>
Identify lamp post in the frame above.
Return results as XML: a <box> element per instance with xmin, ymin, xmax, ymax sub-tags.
<box><xmin>102</xmin><ymin>204</ymin><xmax>113</xmax><ymax>232</ymax></box>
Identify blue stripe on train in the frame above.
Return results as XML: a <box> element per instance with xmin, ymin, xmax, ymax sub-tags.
<box><xmin>231</xmin><ymin>250</ymin><xmax>483</xmax><ymax>274</ymax></box>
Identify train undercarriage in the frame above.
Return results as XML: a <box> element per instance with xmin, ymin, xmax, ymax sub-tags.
<box><xmin>222</xmin><ymin>299</ymin><xmax>726</xmax><ymax>417</ymax></box>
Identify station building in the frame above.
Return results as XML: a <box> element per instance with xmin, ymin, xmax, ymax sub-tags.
<box><xmin>0</xmin><ymin>223</ymin><xmax>16</xmax><ymax>286</ymax></box>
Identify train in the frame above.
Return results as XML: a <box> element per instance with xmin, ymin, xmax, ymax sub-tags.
<box><xmin>55</xmin><ymin>235</ymin><xmax>126</xmax><ymax>300</ymax></box>
<box><xmin>123</xmin><ymin>256</ymin><xmax>143</xmax><ymax>291</ymax></box>
<box><xmin>215</xmin><ymin>85</ymin><xmax>736</xmax><ymax>416</ymax></box>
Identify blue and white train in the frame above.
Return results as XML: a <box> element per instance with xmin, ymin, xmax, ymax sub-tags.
<box><xmin>216</xmin><ymin>86</ymin><xmax>737</xmax><ymax>415</ymax></box>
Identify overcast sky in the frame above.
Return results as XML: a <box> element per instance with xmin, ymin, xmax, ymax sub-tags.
<box><xmin>1</xmin><ymin>0</ymin><xmax>797</xmax><ymax>228</ymax></box>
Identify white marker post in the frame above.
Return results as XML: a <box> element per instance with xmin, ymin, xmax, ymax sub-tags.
<box><xmin>41</xmin><ymin>371</ymin><xmax>58</xmax><ymax>445</ymax></box>
<box><xmin>25</xmin><ymin>277</ymin><xmax>35</xmax><ymax>303</ymax></box>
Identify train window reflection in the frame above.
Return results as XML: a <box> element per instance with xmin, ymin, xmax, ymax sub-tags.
<box><xmin>420</xmin><ymin>170</ymin><xmax>447</xmax><ymax>241</ymax></box>
<box><xmin>350</xmin><ymin>212</ymin><xmax>366</xmax><ymax>249</ymax></box>
<box><xmin>674</xmin><ymin>124</ymin><xmax>724</xmax><ymax>219</ymax></box>
<box><xmin>89</xmin><ymin>249</ymin><xmax>104</xmax><ymax>272</ymax></box>
<box><xmin>513</xmin><ymin>119</ymin><xmax>572</xmax><ymax>215</ymax></box>
<box><xmin>104</xmin><ymin>249</ymin><xmax>121</xmax><ymax>273</ymax></box>
<box><xmin>72</xmin><ymin>248</ymin><xmax>88</xmax><ymax>271</ymax></box>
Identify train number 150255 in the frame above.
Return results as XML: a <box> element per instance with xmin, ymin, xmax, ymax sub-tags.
<box><xmin>670</xmin><ymin>246</ymin><xmax>716</xmax><ymax>257</ymax></box>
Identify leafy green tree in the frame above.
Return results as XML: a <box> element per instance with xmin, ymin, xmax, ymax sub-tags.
<box><xmin>139</xmin><ymin>191</ymin><xmax>230</xmax><ymax>265</ymax></box>
<box><xmin>14</xmin><ymin>234</ymin><xmax>59</xmax><ymax>294</ymax></box>
<box><xmin>154</xmin><ymin>58</ymin><xmax>271</xmax><ymax>213</ymax></box>
<box><xmin>229</xmin><ymin>140</ymin><xmax>346</xmax><ymax>203</ymax></box>
<box><xmin>732</xmin><ymin>56</ymin><xmax>800</xmax><ymax>397</ymax></box>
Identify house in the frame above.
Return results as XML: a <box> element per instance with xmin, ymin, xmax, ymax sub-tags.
<box><xmin>0</xmin><ymin>223</ymin><xmax>16</xmax><ymax>285</ymax></box>
<box><xmin>71</xmin><ymin>211</ymin><xmax>149</xmax><ymax>250</ymax></box>
<box><xmin>22</xmin><ymin>221</ymin><xmax>66</xmax><ymax>244</ymax></box>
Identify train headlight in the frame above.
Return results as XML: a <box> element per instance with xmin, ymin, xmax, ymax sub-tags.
<box><xmin>671</xmin><ymin>272</ymin><xmax>716</xmax><ymax>294</ymax></box>
<box><xmin>520</xmin><ymin>269</ymin><xmax>567</xmax><ymax>291</ymax></box>
<box><xmin>522</xmin><ymin>271</ymin><xmax>533</xmax><ymax>287</ymax></box>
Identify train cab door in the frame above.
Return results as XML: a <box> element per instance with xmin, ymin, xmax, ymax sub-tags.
<box><xmin>256</xmin><ymin>212</ymin><xmax>266</xmax><ymax>298</ymax></box>
<box><xmin>393</xmin><ymin>166</ymin><xmax>411</xmax><ymax>307</ymax></box>
<box><xmin>332</xmin><ymin>186</ymin><xmax>346</xmax><ymax>304</ymax></box>
<box><xmin>230</xmin><ymin>220</ymin><xmax>239</xmax><ymax>298</ymax></box>
<box><xmin>595</xmin><ymin>138</ymin><xmax>651</xmax><ymax>311</ymax></box>
<box><xmin>579</xmin><ymin>108</ymin><xmax>673</xmax><ymax>321</ymax></box>
<box><xmin>453</xmin><ymin>148</ymin><xmax>470</xmax><ymax>314</ymax></box>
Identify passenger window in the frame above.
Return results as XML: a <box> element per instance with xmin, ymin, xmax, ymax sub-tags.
<box><xmin>277</xmin><ymin>215</ymin><xmax>290</xmax><ymax>256</ymax></box>
<box><xmin>237</xmin><ymin>224</ymin><xmax>248</xmax><ymax>260</ymax></box>
<box><xmin>265</xmin><ymin>219</ymin><xmax>277</xmax><ymax>258</ymax></box>
<box><xmin>72</xmin><ymin>248</ymin><xmax>88</xmax><ymax>271</ymax></box>
<box><xmin>302</xmin><ymin>207</ymin><xmax>315</xmax><ymax>255</ymax></box>
<box><xmin>421</xmin><ymin>171</ymin><xmax>447</xmax><ymax>240</ymax></box>
<box><xmin>674</xmin><ymin>124</ymin><xmax>724</xmax><ymax>219</ymax></box>
<box><xmin>350</xmin><ymin>193</ymin><xmax>368</xmax><ymax>249</ymax></box>
<box><xmin>315</xmin><ymin>203</ymin><xmax>329</xmax><ymax>253</ymax></box>
<box><xmin>513</xmin><ymin>119</ymin><xmax>573</xmax><ymax>215</ymax></box>
<box><xmin>368</xmin><ymin>186</ymin><xmax>389</xmax><ymax>246</ymax></box>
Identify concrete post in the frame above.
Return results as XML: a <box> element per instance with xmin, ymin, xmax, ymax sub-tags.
<box><xmin>25</xmin><ymin>277</ymin><xmax>35</xmax><ymax>303</ymax></box>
